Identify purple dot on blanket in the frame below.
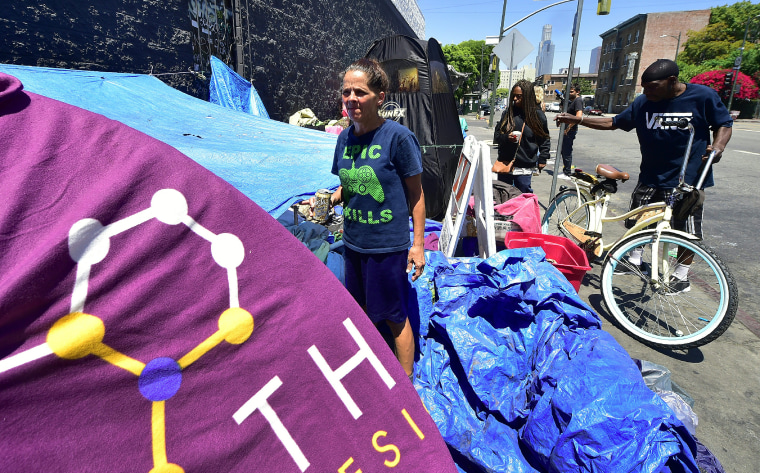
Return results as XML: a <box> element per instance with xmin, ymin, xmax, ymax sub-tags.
<box><xmin>139</xmin><ymin>357</ymin><xmax>183</xmax><ymax>401</ymax></box>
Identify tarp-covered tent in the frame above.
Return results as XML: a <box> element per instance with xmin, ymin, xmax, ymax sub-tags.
<box><xmin>365</xmin><ymin>36</ymin><xmax>464</xmax><ymax>221</ymax></box>
<box><xmin>0</xmin><ymin>64</ymin><xmax>336</xmax><ymax>217</ymax></box>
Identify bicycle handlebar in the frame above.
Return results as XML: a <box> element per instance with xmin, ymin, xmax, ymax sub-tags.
<box><xmin>656</xmin><ymin>116</ymin><xmax>698</xmax><ymax>188</ymax></box>
<box><xmin>658</xmin><ymin>118</ymin><xmax>690</xmax><ymax>128</ymax></box>
<box><xmin>658</xmin><ymin>118</ymin><xmax>689</xmax><ymax>128</ymax></box>
<box><xmin>695</xmin><ymin>150</ymin><xmax>718</xmax><ymax>190</ymax></box>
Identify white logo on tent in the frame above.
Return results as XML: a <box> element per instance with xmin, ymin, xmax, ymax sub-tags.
<box><xmin>380</xmin><ymin>101</ymin><xmax>406</xmax><ymax>121</ymax></box>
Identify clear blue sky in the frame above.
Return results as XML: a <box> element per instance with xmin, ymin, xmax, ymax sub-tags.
<box><xmin>417</xmin><ymin>0</ymin><xmax>735</xmax><ymax>74</ymax></box>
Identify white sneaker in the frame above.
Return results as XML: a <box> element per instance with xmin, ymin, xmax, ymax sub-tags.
<box><xmin>557</xmin><ymin>173</ymin><xmax>571</xmax><ymax>180</ymax></box>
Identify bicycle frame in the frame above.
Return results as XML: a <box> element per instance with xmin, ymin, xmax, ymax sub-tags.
<box><xmin>560</xmin><ymin>179</ymin><xmax>665</xmax><ymax>248</ymax></box>
<box><xmin>559</xmin><ymin>178</ymin><xmax>699</xmax><ymax>288</ymax></box>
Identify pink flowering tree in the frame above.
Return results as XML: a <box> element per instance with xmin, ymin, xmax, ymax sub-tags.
<box><xmin>690</xmin><ymin>69</ymin><xmax>759</xmax><ymax>100</ymax></box>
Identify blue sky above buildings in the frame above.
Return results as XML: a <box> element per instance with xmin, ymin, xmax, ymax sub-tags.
<box><xmin>417</xmin><ymin>0</ymin><xmax>733</xmax><ymax>74</ymax></box>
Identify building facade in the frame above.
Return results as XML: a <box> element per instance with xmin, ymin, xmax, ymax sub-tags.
<box><xmin>535</xmin><ymin>25</ymin><xmax>555</xmax><ymax>76</ymax></box>
<box><xmin>595</xmin><ymin>10</ymin><xmax>711</xmax><ymax>114</ymax></box>
<box><xmin>589</xmin><ymin>46</ymin><xmax>601</xmax><ymax>74</ymax></box>
<box><xmin>1</xmin><ymin>0</ymin><xmax>423</xmax><ymax>122</ymax></box>
<box><xmin>498</xmin><ymin>65</ymin><xmax>537</xmax><ymax>91</ymax></box>
<box><xmin>537</xmin><ymin>73</ymin><xmax>598</xmax><ymax>104</ymax></box>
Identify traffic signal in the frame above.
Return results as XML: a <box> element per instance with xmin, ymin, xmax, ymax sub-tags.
<box><xmin>723</xmin><ymin>72</ymin><xmax>733</xmax><ymax>88</ymax></box>
<box><xmin>489</xmin><ymin>53</ymin><xmax>497</xmax><ymax>72</ymax></box>
<box><xmin>597</xmin><ymin>0</ymin><xmax>611</xmax><ymax>15</ymax></box>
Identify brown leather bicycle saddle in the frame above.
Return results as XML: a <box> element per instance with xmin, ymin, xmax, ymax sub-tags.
<box><xmin>596</xmin><ymin>164</ymin><xmax>629</xmax><ymax>182</ymax></box>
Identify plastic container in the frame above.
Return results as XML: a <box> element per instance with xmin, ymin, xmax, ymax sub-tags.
<box><xmin>493</xmin><ymin>218</ymin><xmax>520</xmax><ymax>242</ymax></box>
<box><xmin>503</xmin><ymin>232</ymin><xmax>591</xmax><ymax>292</ymax></box>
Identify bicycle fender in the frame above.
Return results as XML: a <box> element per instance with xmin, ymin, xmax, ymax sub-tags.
<box><xmin>658</xmin><ymin>229</ymin><xmax>700</xmax><ymax>241</ymax></box>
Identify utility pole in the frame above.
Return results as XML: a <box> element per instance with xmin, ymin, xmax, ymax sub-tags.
<box><xmin>727</xmin><ymin>14</ymin><xmax>760</xmax><ymax>113</ymax></box>
<box><xmin>479</xmin><ymin>44</ymin><xmax>485</xmax><ymax>112</ymax></box>
<box><xmin>487</xmin><ymin>1</ymin><xmax>509</xmax><ymax>128</ymax></box>
<box><xmin>549</xmin><ymin>0</ymin><xmax>584</xmax><ymax>201</ymax></box>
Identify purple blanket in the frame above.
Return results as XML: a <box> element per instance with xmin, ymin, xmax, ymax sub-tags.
<box><xmin>0</xmin><ymin>73</ymin><xmax>456</xmax><ymax>472</ymax></box>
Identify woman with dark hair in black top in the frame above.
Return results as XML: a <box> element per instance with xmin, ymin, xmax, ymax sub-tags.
<box><xmin>493</xmin><ymin>79</ymin><xmax>550</xmax><ymax>194</ymax></box>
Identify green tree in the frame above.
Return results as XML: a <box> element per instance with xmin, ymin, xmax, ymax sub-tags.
<box><xmin>495</xmin><ymin>88</ymin><xmax>511</xmax><ymax>100</ymax></box>
<box><xmin>680</xmin><ymin>1</ymin><xmax>760</xmax><ymax>82</ymax></box>
<box><xmin>442</xmin><ymin>40</ymin><xmax>495</xmax><ymax>101</ymax></box>
<box><xmin>574</xmin><ymin>78</ymin><xmax>595</xmax><ymax>95</ymax></box>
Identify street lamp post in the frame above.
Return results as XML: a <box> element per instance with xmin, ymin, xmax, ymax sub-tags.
<box><xmin>479</xmin><ymin>44</ymin><xmax>485</xmax><ymax>111</ymax></box>
<box><xmin>487</xmin><ymin>1</ymin><xmax>509</xmax><ymax>128</ymax></box>
<box><xmin>727</xmin><ymin>14</ymin><xmax>760</xmax><ymax>113</ymax></box>
<box><xmin>659</xmin><ymin>32</ymin><xmax>682</xmax><ymax>61</ymax></box>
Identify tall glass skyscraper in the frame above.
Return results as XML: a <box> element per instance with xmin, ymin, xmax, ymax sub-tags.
<box><xmin>589</xmin><ymin>46</ymin><xmax>601</xmax><ymax>74</ymax></box>
<box><xmin>535</xmin><ymin>25</ymin><xmax>555</xmax><ymax>76</ymax></box>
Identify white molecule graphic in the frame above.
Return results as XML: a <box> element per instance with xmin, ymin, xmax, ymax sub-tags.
<box><xmin>1</xmin><ymin>188</ymin><xmax>253</xmax><ymax>473</ymax></box>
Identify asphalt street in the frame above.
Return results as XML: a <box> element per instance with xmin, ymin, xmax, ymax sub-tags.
<box><xmin>464</xmin><ymin>112</ymin><xmax>760</xmax><ymax>473</ymax></box>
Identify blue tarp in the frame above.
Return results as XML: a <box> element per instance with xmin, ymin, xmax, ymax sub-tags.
<box><xmin>0</xmin><ymin>64</ymin><xmax>338</xmax><ymax>217</ymax></box>
<box><xmin>209</xmin><ymin>56</ymin><xmax>270</xmax><ymax>118</ymax></box>
<box><xmin>411</xmin><ymin>249</ymin><xmax>699</xmax><ymax>473</ymax></box>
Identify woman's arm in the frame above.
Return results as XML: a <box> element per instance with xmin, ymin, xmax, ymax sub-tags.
<box><xmin>329</xmin><ymin>186</ymin><xmax>343</xmax><ymax>206</ymax></box>
<box><xmin>537</xmin><ymin>115</ymin><xmax>551</xmax><ymax>169</ymax></box>
<box><xmin>493</xmin><ymin>111</ymin><xmax>511</xmax><ymax>146</ymax></box>
<box><xmin>404</xmin><ymin>174</ymin><xmax>426</xmax><ymax>281</ymax></box>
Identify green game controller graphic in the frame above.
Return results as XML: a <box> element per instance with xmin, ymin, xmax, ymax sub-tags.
<box><xmin>339</xmin><ymin>162</ymin><xmax>385</xmax><ymax>203</ymax></box>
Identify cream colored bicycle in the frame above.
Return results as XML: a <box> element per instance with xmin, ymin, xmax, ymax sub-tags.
<box><xmin>541</xmin><ymin>118</ymin><xmax>737</xmax><ymax>349</ymax></box>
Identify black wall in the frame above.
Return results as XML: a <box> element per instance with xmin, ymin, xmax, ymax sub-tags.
<box><xmin>0</xmin><ymin>0</ymin><xmax>417</xmax><ymax>121</ymax></box>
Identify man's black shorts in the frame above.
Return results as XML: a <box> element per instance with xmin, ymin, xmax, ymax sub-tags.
<box><xmin>625</xmin><ymin>182</ymin><xmax>703</xmax><ymax>239</ymax></box>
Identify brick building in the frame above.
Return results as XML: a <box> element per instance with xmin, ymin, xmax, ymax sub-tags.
<box><xmin>595</xmin><ymin>10</ymin><xmax>711</xmax><ymax>114</ymax></box>
<box><xmin>537</xmin><ymin>72</ymin><xmax>598</xmax><ymax>105</ymax></box>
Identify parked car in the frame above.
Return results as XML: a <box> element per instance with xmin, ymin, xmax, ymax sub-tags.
<box><xmin>586</xmin><ymin>107</ymin><xmax>604</xmax><ymax>116</ymax></box>
<box><xmin>479</xmin><ymin>103</ymin><xmax>490</xmax><ymax>116</ymax></box>
<box><xmin>546</xmin><ymin>102</ymin><xmax>560</xmax><ymax>113</ymax></box>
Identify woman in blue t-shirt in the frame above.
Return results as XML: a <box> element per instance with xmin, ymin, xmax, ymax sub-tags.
<box><xmin>327</xmin><ymin>58</ymin><xmax>426</xmax><ymax>380</ymax></box>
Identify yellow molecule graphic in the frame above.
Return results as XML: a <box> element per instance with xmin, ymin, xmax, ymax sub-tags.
<box><xmin>40</xmin><ymin>189</ymin><xmax>253</xmax><ymax>473</ymax></box>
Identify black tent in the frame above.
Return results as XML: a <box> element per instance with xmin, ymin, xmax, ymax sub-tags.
<box><xmin>365</xmin><ymin>36</ymin><xmax>464</xmax><ymax>221</ymax></box>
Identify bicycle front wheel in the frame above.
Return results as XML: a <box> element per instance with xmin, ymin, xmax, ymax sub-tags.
<box><xmin>541</xmin><ymin>189</ymin><xmax>589</xmax><ymax>238</ymax></box>
<box><xmin>601</xmin><ymin>231</ymin><xmax>737</xmax><ymax>349</ymax></box>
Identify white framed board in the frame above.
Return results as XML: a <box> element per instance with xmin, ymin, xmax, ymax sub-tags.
<box><xmin>439</xmin><ymin>137</ymin><xmax>496</xmax><ymax>258</ymax></box>
<box><xmin>471</xmin><ymin>141</ymin><xmax>496</xmax><ymax>258</ymax></box>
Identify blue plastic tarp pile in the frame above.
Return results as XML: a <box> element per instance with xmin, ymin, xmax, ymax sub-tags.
<box><xmin>410</xmin><ymin>249</ymin><xmax>699</xmax><ymax>473</ymax></box>
<box><xmin>0</xmin><ymin>64</ymin><xmax>338</xmax><ymax>217</ymax></box>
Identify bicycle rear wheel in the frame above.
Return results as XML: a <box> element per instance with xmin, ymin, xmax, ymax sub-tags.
<box><xmin>541</xmin><ymin>189</ymin><xmax>589</xmax><ymax>238</ymax></box>
<box><xmin>601</xmin><ymin>230</ymin><xmax>737</xmax><ymax>349</ymax></box>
